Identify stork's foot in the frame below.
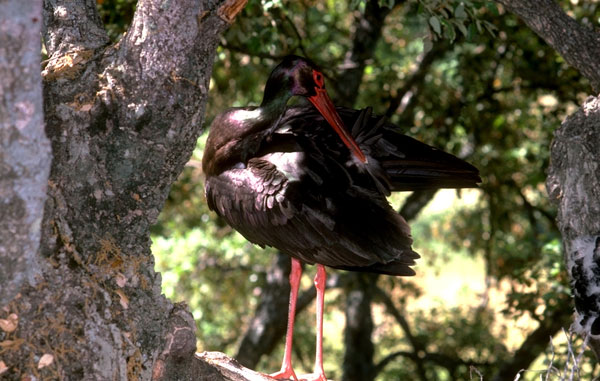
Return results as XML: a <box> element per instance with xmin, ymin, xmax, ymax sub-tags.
<box><xmin>269</xmin><ymin>369</ymin><xmax>329</xmax><ymax>381</ymax></box>
<box><xmin>270</xmin><ymin>368</ymin><xmax>299</xmax><ymax>381</ymax></box>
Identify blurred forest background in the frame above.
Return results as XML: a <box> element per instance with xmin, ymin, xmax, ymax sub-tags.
<box><xmin>98</xmin><ymin>0</ymin><xmax>595</xmax><ymax>379</ymax></box>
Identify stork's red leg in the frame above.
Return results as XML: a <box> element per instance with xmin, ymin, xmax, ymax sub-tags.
<box><xmin>311</xmin><ymin>264</ymin><xmax>327</xmax><ymax>381</ymax></box>
<box><xmin>270</xmin><ymin>258</ymin><xmax>302</xmax><ymax>381</ymax></box>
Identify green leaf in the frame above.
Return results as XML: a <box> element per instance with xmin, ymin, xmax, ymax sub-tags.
<box><xmin>486</xmin><ymin>2</ymin><xmax>500</xmax><ymax>16</ymax></box>
<box><xmin>468</xmin><ymin>22</ymin><xmax>477</xmax><ymax>39</ymax></box>
<box><xmin>350</xmin><ymin>0</ymin><xmax>362</xmax><ymax>9</ymax></box>
<box><xmin>456</xmin><ymin>20</ymin><xmax>468</xmax><ymax>37</ymax></box>
<box><xmin>429</xmin><ymin>16</ymin><xmax>442</xmax><ymax>35</ymax></box>
<box><xmin>476</xmin><ymin>19</ymin><xmax>483</xmax><ymax>33</ymax></box>
<box><xmin>483</xmin><ymin>20</ymin><xmax>498</xmax><ymax>37</ymax></box>
<box><xmin>455</xmin><ymin>3</ymin><xmax>467</xmax><ymax>19</ymax></box>
<box><xmin>444</xmin><ymin>22</ymin><xmax>457</xmax><ymax>41</ymax></box>
<box><xmin>378</xmin><ymin>0</ymin><xmax>395</xmax><ymax>8</ymax></box>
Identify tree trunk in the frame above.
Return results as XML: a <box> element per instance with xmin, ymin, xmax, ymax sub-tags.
<box><xmin>547</xmin><ymin>95</ymin><xmax>600</xmax><ymax>357</ymax></box>
<box><xmin>0</xmin><ymin>0</ymin><xmax>246</xmax><ymax>379</ymax></box>
<box><xmin>0</xmin><ymin>0</ymin><xmax>51</xmax><ymax>306</ymax></box>
<box><xmin>342</xmin><ymin>274</ymin><xmax>376</xmax><ymax>381</ymax></box>
<box><xmin>335</xmin><ymin>0</ymin><xmax>394</xmax><ymax>107</ymax></box>
<box><xmin>493</xmin><ymin>0</ymin><xmax>600</xmax><ymax>361</ymax></box>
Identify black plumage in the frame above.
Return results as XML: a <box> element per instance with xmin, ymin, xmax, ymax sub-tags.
<box><xmin>204</xmin><ymin>103</ymin><xmax>479</xmax><ymax>276</ymax></box>
<box><xmin>201</xmin><ymin>55</ymin><xmax>480</xmax><ymax>380</ymax></box>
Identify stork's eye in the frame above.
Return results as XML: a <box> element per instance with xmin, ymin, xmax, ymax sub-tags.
<box><xmin>313</xmin><ymin>70</ymin><xmax>325</xmax><ymax>88</ymax></box>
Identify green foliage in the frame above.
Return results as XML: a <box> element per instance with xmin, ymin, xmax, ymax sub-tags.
<box><xmin>419</xmin><ymin>0</ymin><xmax>498</xmax><ymax>42</ymax></box>
<box><xmin>152</xmin><ymin>136</ymin><xmax>277</xmax><ymax>352</ymax></box>
<box><xmin>354</xmin><ymin>0</ymin><xmax>499</xmax><ymax>44</ymax></box>
<box><xmin>97</xmin><ymin>0</ymin><xmax>137</xmax><ymax>41</ymax></box>
<box><xmin>378</xmin><ymin>306</ymin><xmax>509</xmax><ymax>379</ymax></box>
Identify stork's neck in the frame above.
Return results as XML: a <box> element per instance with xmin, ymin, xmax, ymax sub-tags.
<box><xmin>260</xmin><ymin>86</ymin><xmax>292</xmax><ymax>117</ymax></box>
<box><xmin>202</xmin><ymin>92</ymin><xmax>293</xmax><ymax>177</ymax></box>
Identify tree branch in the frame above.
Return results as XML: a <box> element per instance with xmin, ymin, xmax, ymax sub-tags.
<box><xmin>373</xmin><ymin>286</ymin><xmax>428</xmax><ymax>380</ymax></box>
<box><xmin>196</xmin><ymin>352</ymin><xmax>281</xmax><ymax>380</ymax></box>
<box><xmin>399</xmin><ymin>189</ymin><xmax>438</xmax><ymax>222</ymax></box>
<box><xmin>118</xmin><ymin>0</ymin><xmax>230</xmax><ymax>92</ymax></box>
<box><xmin>342</xmin><ymin>274</ymin><xmax>377</xmax><ymax>381</ymax></box>
<box><xmin>385</xmin><ymin>40</ymin><xmax>451</xmax><ymax>120</ymax></box>
<box><xmin>42</xmin><ymin>0</ymin><xmax>109</xmax><ymax>56</ymax></box>
<box><xmin>335</xmin><ymin>0</ymin><xmax>398</xmax><ymax>106</ymax></box>
<box><xmin>496</xmin><ymin>0</ymin><xmax>600</xmax><ymax>91</ymax></box>
<box><xmin>374</xmin><ymin>350</ymin><xmax>491</xmax><ymax>376</ymax></box>
<box><xmin>547</xmin><ymin>95</ymin><xmax>600</xmax><ymax>358</ymax></box>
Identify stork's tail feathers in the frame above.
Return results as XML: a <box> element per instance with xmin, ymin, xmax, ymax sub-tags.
<box><xmin>345</xmin><ymin>107</ymin><xmax>481</xmax><ymax>191</ymax></box>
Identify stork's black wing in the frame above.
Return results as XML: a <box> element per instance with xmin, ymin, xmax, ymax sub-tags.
<box><xmin>205</xmin><ymin>109</ymin><xmax>420</xmax><ymax>276</ymax></box>
<box><xmin>282</xmin><ymin>106</ymin><xmax>481</xmax><ymax>192</ymax></box>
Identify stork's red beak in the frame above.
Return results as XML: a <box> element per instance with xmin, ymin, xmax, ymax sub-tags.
<box><xmin>308</xmin><ymin>88</ymin><xmax>367</xmax><ymax>163</ymax></box>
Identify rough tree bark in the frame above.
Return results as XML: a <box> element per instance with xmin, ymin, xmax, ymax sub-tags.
<box><xmin>493</xmin><ymin>0</ymin><xmax>600</xmax><ymax>360</ymax></box>
<box><xmin>0</xmin><ymin>1</ymin><xmax>52</xmax><ymax>306</ymax></box>
<box><xmin>547</xmin><ymin>96</ymin><xmax>600</xmax><ymax>357</ymax></box>
<box><xmin>0</xmin><ymin>0</ymin><xmax>247</xmax><ymax>379</ymax></box>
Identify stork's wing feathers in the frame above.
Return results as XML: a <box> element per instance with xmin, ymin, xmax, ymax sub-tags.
<box><xmin>343</xmin><ymin>107</ymin><xmax>481</xmax><ymax>191</ymax></box>
<box><xmin>205</xmin><ymin>159</ymin><xmax>295</xmax><ymax>231</ymax></box>
<box><xmin>205</xmin><ymin>105</ymin><xmax>480</xmax><ymax>277</ymax></box>
<box><xmin>281</xmin><ymin>106</ymin><xmax>481</xmax><ymax>191</ymax></box>
<box><xmin>205</xmin><ymin>152</ymin><xmax>419</xmax><ymax>276</ymax></box>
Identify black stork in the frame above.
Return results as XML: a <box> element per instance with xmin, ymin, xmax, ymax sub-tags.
<box><xmin>202</xmin><ymin>55</ymin><xmax>480</xmax><ymax>381</ymax></box>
